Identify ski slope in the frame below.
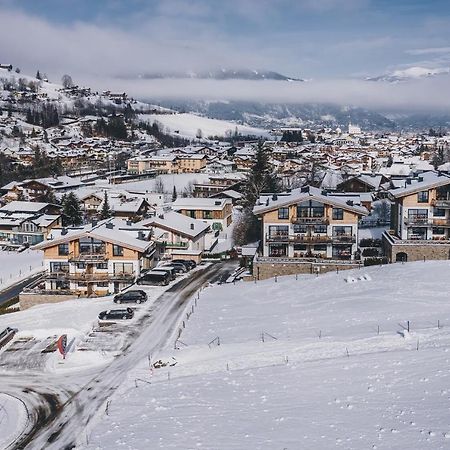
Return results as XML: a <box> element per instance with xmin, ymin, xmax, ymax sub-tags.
<box><xmin>86</xmin><ymin>260</ymin><xmax>450</xmax><ymax>450</ymax></box>
<box><xmin>142</xmin><ymin>112</ymin><xmax>269</xmax><ymax>139</ymax></box>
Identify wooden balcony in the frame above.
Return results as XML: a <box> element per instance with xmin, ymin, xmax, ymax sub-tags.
<box><xmin>266</xmin><ymin>234</ymin><xmax>332</xmax><ymax>244</ymax></box>
<box><xmin>47</xmin><ymin>271</ymin><xmax>135</xmax><ymax>282</ymax></box>
<box><xmin>432</xmin><ymin>199</ymin><xmax>450</xmax><ymax>208</ymax></box>
<box><xmin>68</xmin><ymin>252</ymin><xmax>108</xmax><ymax>263</ymax></box>
<box><xmin>291</xmin><ymin>217</ymin><xmax>329</xmax><ymax>225</ymax></box>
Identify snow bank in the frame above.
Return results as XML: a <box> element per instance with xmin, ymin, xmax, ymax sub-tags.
<box><xmin>0</xmin><ymin>249</ymin><xmax>44</xmax><ymax>292</ymax></box>
<box><xmin>0</xmin><ymin>393</ymin><xmax>28</xmax><ymax>449</ymax></box>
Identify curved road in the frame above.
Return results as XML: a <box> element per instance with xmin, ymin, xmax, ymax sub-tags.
<box><xmin>1</xmin><ymin>261</ymin><xmax>235</xmax><ymax>450</ymax></box>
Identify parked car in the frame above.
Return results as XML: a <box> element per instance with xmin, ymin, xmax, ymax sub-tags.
<box><xmin>137</xmin><ymin>271</ymin><xmax>171</xmax><ymax>286</ymax></box>
<box><xmin>152</xmin><ymin>266</ymin><xmax>177</xmax><ymax>280</ymax></box>
<box><xmin>98</xmin><ymin>308</ymin><xmax>134</xmax><ymax>321</ymax></box>
<box><xmin>161</xmin><ymin>262</ymin><xmax>187</xmax><ymax>273</ymax></box>
<box><xmin>114</xmin><ymin>290</ymin><xmax>148</xmax><ymax>304</ymax></box>
<box><xmin>174</xmin><ymin>259</ymin><xmax>196</xmax><ymax>270</ymax></box>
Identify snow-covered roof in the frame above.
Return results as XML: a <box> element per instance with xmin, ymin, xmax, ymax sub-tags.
<box><xmin>0</xmin><ymin>201</ymin><xmax>57</xmax><ymax>214</ymax></box>
<box><xmin>389</xmin><ymin>171</ymin><xmax>450</xmax><ymax>198</ymax></box>
<box><xmin>34</xmin><ymin>218</ymin><xmax>154</xmax><ymax>253</ymax></box>
<box><xmin>139</xmin><ymin>211</ymin><xmax>210</xmax><ymax>239</ymax></box>
<box><xmin>172</xmin><ymin>197</ymin><xmax>232</xmax><ymax>211</ymax></box>
<box><xmin>253</xmin><ymin>186</ymin><xmax>369</xmax><ymax>216</ymax></box>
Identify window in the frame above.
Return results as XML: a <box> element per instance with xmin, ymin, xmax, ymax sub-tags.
<box><xmin>332</xmin><ymin>226</ymin><xmax>352</xmax><ymax>237</ymax></box>
<box><xmin>332</xmin><ymin>208</ymin><xmax>344</xmax><ymax>220</ymax></box>
<box><xmin>314</xmin><ymin>225</ymin><xmax>327</xmax><ymax>234</ymax></box>
<box><xmin>97</xmin><ymin>282</ymin><xmax>108</xmax><ymax>287</ymax></box>
<box><xmin>433</xmin><ymin>208</ymin><xmax>445</xmax><ymax>217</ymax></box>
<box><xmin>203</xmin><ymin>210</ymin><xmax>213</xmax><ymax>220</ymax></box>
<box><xmin>76</xmin><ymin>262</ymin><xmax>86</xmax><ymax>270</ymax></box>
<box><xmin>50</xmin><ymin>262</ymin><xmax>69</xmax><ymax>273</ymax></box>
<box><xmin>417</xmin><ymin>191</ymin><xmax>429</xmax><ymax>203</ymax></box>
<box><xmin>112</xmin><ymin>244</ymin><xmax>124</xmax><ymax>257</ymax></box>
<box><xmin>268</xmin><ymin>225</ymin><xmax>288</xmax><ymax>238</ymax></box>
<box><xmin>313</xmin><ymin>244</ymin><xmax>327</xmax><ymax>252</ymax></box>
<box><xmin>58</xmin><ymin>243</ymin><xmax>69</xmax><ymax>256</ymax></box>
<box><xmin>408</xmin><ymin>209</ymin><xmax>428</xmax><ymax>223</ymax></box>
<box><xmin>433</xmin><ymin>227</ymin><xmax>445</xmax><ymax>235</ymax></box>
<box><xmin>293</xmin><ymin>224</ymin><xmax>307</xmax><ymax>234</ymax></box>
<box><xmin>96</xmin><ymin>262</ymin><xmax>108</xmax><ymax>270</ymax></box>
<box><xmin>278</xmin><ymin>207</ymin><xmax>289</xmax><ymax>219</ymax></box>
<box><xmin>268</xmin><ymin>244</ymin><xmax>287</xmax><ymax>257</ymax></box>
<box><xmin>188</xmin><ymin>210</ymin><xmax>196</xmax><ymax>218</ymax></box>
<box><xmin>293</xmin><ymin>244</ymin><xmax>307</xmax><ymax>251</ymax></box>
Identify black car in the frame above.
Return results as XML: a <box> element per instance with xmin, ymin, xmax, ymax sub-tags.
<box><xmin>137</xmin><ymin>271</ymin><xmax>171</xmax><ymax>286</ymax></box>
<box><xmin>173</xmin><ymin>259</ymin><xmax>196</xmax><ymax>270</ymax></box>
<box><xmin>161</xmin><ymin>262</ymin><xmax>188</xmax><ymax>273</ymax></box>
<box><xmin>98</xmin><ymin>308</ymin><xmax>134</xmax><ymax>320</ymax></box>
<box><xmin>114</xmin><ymin>290</ymin><xmax>148</xmax><ymax>304</ymax></box>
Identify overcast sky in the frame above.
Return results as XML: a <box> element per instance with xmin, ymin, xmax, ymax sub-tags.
<box><xmin>0</xmin><ymin>0</ymin><xmax>449</xmax><ymax>110</ymax></box>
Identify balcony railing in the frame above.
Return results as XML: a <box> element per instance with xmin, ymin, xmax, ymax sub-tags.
<box><xmin>68</xmin><ymin>252</ymin><xmax>108</xmax><ymax>262</ymax></box>
<box><xmin>47</xmin><ymin>271</ymin><xmax>135</xmax><ymax>282</ymax></box>
<box><xmin>291</xmin><ymin>217</ymin><xmax>329</xmax><ymax>225</ymax></box>
<box><xmin>432</xmin><ymin>197</ymin><xmax>450</xmax><ymax>208</ymax></box>
<box><xmin>404</xmin><ymin>217</ymin><xmax>450</xmax><ymax>226</ymax></box>
<box><xmin>266</xmin><ymin>234</ymin><xmax>332</xmax><ymax>244</ymax></box>
<box><xmin>332</xmin><ymin>234</ymin><xmax>356</xmax><ymax>243</ymax></box>
<box><xmin>404</xmin><ymin>217</ymin><xmax>430</xmax><ymax>226</ymax></box>
<box><xmin>162</xmin><ymin>241</ymin><xmax>188</xmax><ymax>248</ymax></box>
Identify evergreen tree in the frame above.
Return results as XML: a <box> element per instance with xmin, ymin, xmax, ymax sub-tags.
<box><xmin>234</xmin><ymin>143</ymin><xmax>280</xmax><ymax>244</ymax></box>
<box><xmin>100</xmin><ymin>191</ymin><xmax>112</xmax><ymax>220</ymax></box>
<box><xmin>241</xmin><ymin>143</ymin><xmax>279</xmax><ymax>209</ymax></box>
<box><xmin>36</xmin><ymin>70</ymin><xmax>42</xmax><ymax>80</ymax></box>
<box><xmin>172</xmin><ymin>186</ymin><xmax>178</xmax><ymax>202</ymax></box>
<box><xmin>62</xmin><ymin>192</ymin><xmax>83</xmax><ymax>226</ymax></box>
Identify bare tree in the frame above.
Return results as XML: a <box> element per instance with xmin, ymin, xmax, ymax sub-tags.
<box><xmin>154</xmin><ymin>177</ymin><xmax>166</xmax><ymax>194</ymax></box>
<box><xmin>61</xmin><ymin>74</ymin><xmax>74</xmax><ymax>89</ymax></box>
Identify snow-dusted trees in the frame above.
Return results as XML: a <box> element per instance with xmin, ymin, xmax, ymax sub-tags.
<box><xmin>61</xmin><ymin>74</ymin><xmax>74</xmax><ymax>88</ymax></box>
<box><xmin>61</xmin><ymin>192</ymin><xmax>83</xmax><ymax>226</ymax></box>
<box><xmin>100</xmin><ymin>191</ymin><xmax>112</xmax><ymax>220</ymax></box>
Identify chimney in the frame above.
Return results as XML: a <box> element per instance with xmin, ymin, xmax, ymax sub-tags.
<box><xmin>92</xmin><ymin>220</ymin><xmax>98</xmax><ymax>227</ymax></box>
<box><xmin>346</xmin><ymin>200</ymin><xmax>354</xmax><ymax>206</ymax></box>
<box><xmin>106</xmin><ymin>222</ymin><xmax>114</xmax><ymax>229</ymax></box>
<box><xmin>190</xmin><ymin>223</ymin><xmax>195</xmax><ymax>230</ymax></box>
<box><xmin>272</xmin><ymin>194</ymin><xmax>278</xmax><ymax>201</ymax></box>
<box><xmin>61</xmin><ymin>228</ymin><xmax>68</xmax><ymax>235</ymax></box>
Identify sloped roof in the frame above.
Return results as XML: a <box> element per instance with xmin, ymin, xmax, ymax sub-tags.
<box><xmin>139</xmin><ymin>211</ymin><xmax>210</xmax><ymax>239</ymax></box>
<box><xmin>253</xmin><ymin>186</ymin><xmax>369</xmax><ymax>216</ymax></box>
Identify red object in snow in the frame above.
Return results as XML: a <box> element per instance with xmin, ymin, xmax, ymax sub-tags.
<box><xmin>57</xmin><ymin>334</ymin><xmax>67</xmax><ymax>359</ymax></box>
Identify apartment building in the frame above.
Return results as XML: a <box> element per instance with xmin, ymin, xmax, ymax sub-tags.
<box><xmin>383</xmin><ymin>171</ymin><xmax>450</xmax><ymax>262</ymax></box>
<box><xmin>23</xmin><ymin>219</ymin><xmax>155</xmax><ymax>307</ymax></box>
<box><xmin>140</xmin><ymin>211</ymin><xmax>210</xmax><ymax>263</ymax></box>
<box><xmin>172</xmin><ymin>197</ymin><xmax>233</xmax><ymax>231</ymax></box>
<box><xmin>253</xmin><ymin>186</ymin><xmax>368</xmax><ymax>261</ymax></box>
<box><xmin>127</xmin><ymin>154</ymin><xmax>207</xmax><ymax>175</ymax></box>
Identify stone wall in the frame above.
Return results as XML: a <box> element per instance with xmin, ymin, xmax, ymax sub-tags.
<box><xmin>251</xmin><ymin>260</ymin><xmax>361</xmax><ymax>281</ymax></box>
<box><xmin>19</xmin><ymin>293</ymin><xmax>79</xmax><ymax>310</ymax></box>
<box><xmin>383</xmin><ymin>235</ymin><xmax>450</xmax><ymax>263</ymax></box>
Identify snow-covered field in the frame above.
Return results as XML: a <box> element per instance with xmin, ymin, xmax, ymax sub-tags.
<box><xmin>116</xmin><ymin>172</ymin><xmax>211</xmax><ymax>195</ymax></box>
<box><xmin>0</xmin><ymin>249</ymin><xmax>44</xmax><ymax>292</ymax></box>
<box><xmin>142</xmin><ymin>113</ymin><xmax>269</xmax><ymax>139</ymax></box>
<box><xmin>0</xmin><ymin>393</ymin><xmax>28</xmax><ymax>449</ymax></box>
<box><xmin>86</xmin><ymin>260</ymin><xmax>450</xmax><ymax>449</ymax></box>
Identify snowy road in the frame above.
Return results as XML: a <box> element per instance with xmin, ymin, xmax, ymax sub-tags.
<box><xmin>0</xmin><ymin>261</ymin><xmax>235</xmax><ymax>450</ymax></box>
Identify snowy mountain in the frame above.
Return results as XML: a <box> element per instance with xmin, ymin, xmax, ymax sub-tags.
<box><xmin>153</xmin><ymin>100</ymin><xmax>397</xmax><ymax>131</ymax></box>
<box><xmin>131</xmin><ymin>68</ymin><xmax>303</xmax><ymax>82</ymax></box>
<box><xmin>366</xmin><ymin>66</ymin><xmax>450</xmax><ymax>83</ymax></box>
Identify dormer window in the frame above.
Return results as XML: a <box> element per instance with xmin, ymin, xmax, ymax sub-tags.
<box><xmin>278</xmin><ymin>207</ymin><xmax>289</xmax><ymax>220</ymax></box>
<box><xmin>417</xmin><ymin>191</ymin><xmax>429</xmax><ymax>203</ymax></box>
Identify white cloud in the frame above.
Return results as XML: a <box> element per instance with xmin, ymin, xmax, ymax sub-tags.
<box><xmin>85</xmin><ymin>75</ymin><xmax>450</xmax><ymax>112</ymax></box>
